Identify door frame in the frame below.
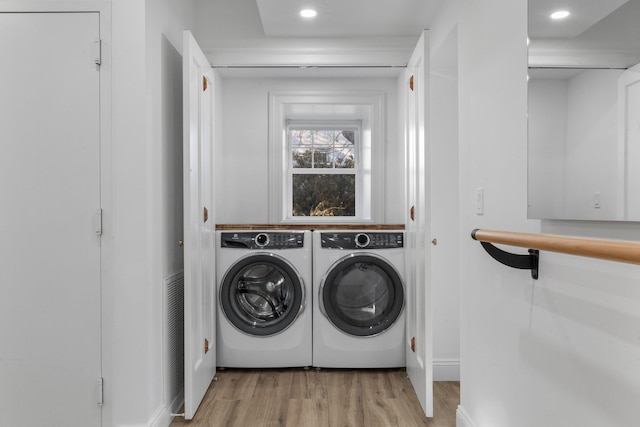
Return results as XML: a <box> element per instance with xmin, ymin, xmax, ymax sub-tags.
<box><xmin>0</xmin><ymin>1</ymin><xmax>112</xmax><ymax>425</ymax></box>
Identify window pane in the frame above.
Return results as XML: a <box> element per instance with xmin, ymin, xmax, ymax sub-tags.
<box><xmin>292</xmin><ymin>148</ymin><xmax>312</xmax><ymax>168</ymax></box>
<box><xmin>313</xmin><ymin>130</ymin><xmax>334</xmax><ymax>168</ymax></box>
<box><xmin>313</xmin><ymin>148</ymin><xmax>333</xmax><ymax>168</ymax></box>
<box><xmin>335</xmin><ymin>130</ymin><xmax>355</xmax><ymax>168</ymax></box>
<box><xmin>291</xmin><ymin>129</ymin><xmax>312</xmax><ymax>147</ymax></box>
<box><xmin>289</xmin><ymin>128</ymin><xmax>356</xmax><ymax>169</ymax></box>
<box><xmin>292</xmin><ymin>174</ymin><xmax>355</xmax><ymax>217</ymax></box>
<box><xmin>291</xmin><ymin>130</ymin><xmax>313</xmax><ymax>168</ymax></box>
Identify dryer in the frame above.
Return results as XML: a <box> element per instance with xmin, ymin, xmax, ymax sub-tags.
<box><xmin>216</xmin><ymin>230</ymin><xmax>312</xmax><ymax>368</ymax></box>
<box><xmin>312</xmin><ymin>230</ymin><xmax>406</xmax><ymax>368</ymax></box>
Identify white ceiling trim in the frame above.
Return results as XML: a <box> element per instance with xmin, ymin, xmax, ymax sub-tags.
<box><xmin>528</xmin><ymin>46</ymin><xmax>640</xmax><ymax>69</ymax></box>
<box><xmin>203</xmin><ymin>46</ymin><xmax>414</xmax><ymax>68</ymax></box>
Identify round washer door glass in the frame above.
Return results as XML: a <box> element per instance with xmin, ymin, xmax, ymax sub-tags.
<box><xmin>220</xmin><ymin>254</ymin><xmax>304</xmax><ymax>336</ymax></box>
<box><xmin>321</xmin><ymin>254</ymin><xmax>404</xmax><ymax>336</ymax></box>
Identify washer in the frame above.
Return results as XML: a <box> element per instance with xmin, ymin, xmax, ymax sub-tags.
<box><xmin>216</xmin><ymin>230</ymin><xmax>312</xmax><ymax>368</ymax></box>
<box><xmin>312</xmin><ymin>230</ymin><xmax>406</xmax><ymax>368</ymax></box>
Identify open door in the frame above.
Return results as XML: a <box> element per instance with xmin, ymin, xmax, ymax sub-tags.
<box><xmin>404</xmin><ymin>30</ymin><xmax>434</xmax><ymax>417</ymax></box>
<box><xmin>618</xmin><ymin>62</ymin><xmax>640</xmax><ymax>219</ymax></box>
<box><xmin>183</xmin><ymin>29</ymin><xmax>216</xmax><ymax>420</ymax></box>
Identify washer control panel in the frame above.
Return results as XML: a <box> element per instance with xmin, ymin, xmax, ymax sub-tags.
<box><xmin>320</xmin><ymin>232</ymin><xmax>404</xmax><ymax>249</ymax></box>
<box><xmin>221</xmin><ymin>232</ymin><xmax>305</xmax><ymax>249</ymax></box>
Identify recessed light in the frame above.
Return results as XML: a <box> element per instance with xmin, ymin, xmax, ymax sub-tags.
<box><xmin>550</xmin><ymin>10</ymin><xmax>570</xmax><ymax>20</ymax></box>
<box><xmin>300</xmin><ymin>9</ymin><xmax>317</xmax><ymax>18</ymax></box>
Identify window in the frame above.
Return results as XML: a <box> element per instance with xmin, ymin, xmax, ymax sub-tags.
<box><xmin>268</xmin><ymin>92</ymin><xmax>384</xmax><ymax>223</ymax></box>
<box><xmin>288</xmin><ymin>123</ymin><xmax>359</xmax><ymax>217</ymax></box>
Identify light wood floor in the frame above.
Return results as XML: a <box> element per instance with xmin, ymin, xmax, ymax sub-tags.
<box><xmin>170</xmin><ymin>368</ymin><xmax>459</xmax><ymax>427</ymax></box>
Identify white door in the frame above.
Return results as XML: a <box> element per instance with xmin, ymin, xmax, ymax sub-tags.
<box><xmin>0</xmin><ymin>12</ymin><xmax>102</xmax><ymax>427</ymax></box>
<box><xmin>618</xmin><ymin>63</ymin><xmax>640</xmax><ymax>219</ymax></box>
<box><xmin>183</xmin><ymin>29</ymin><xmax>217</xmax><ymax>420</ymax></box>
<box><xmin>404</xmin><ymin>31</ymin><xmax>434</xmax><ymax>417</ymax></box>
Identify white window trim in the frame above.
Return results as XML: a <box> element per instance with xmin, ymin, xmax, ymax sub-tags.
<box><xmin>268</xmin><ymin>91</ymin><xmax>385</xmax><ymax>224</ymax></box>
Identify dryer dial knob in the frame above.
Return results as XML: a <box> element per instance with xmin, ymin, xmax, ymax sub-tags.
<box><xmin>255</xmin><ymin>233</ymin><xmax>270</xmax><ymax>247</ymax></box>
<box><xmin>355</xmin><ymin>233</ymin><xmax>370</xmax><ymax>248</ymax></box>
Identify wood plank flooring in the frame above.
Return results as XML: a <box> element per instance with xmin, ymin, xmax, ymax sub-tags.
<box><xmin>170</xmin><ymin>368</ymin><xmax>459</xmax><ymax>427</ymax></box>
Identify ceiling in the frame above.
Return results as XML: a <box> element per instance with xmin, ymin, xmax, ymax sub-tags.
<box><xmin>254</xmin><ymin>0</ymin><xmax>442</xmax><ymax>38</ymax></box>
<box><xmin>528</xmin><ymin>0</ymin><xmax>640</xmax><ymax>68</ymax></box>
<box><xmin>528</xmin><ymin>0</ymin><xmax>627</xmax><ymax>39</ymax></box>
<box><xmin>193</xmin><ymin>0</ymin><xmax>445</xmax><ymax>71</ymax></box>
<box><xmin>192</xmin><ymin>0</ymin><xmax>640</xmax><ymax>73</ymax></box>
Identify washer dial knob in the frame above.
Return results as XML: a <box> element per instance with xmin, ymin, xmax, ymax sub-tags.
<box><xmin>355</xmin><ymin>233</ymin><xmax>370</xmax><ymax>248</ymax></box>
<box><xmin>255</xmin><ymin>233</ymin><xmax>270</xmax><ymax>247</ymax></box>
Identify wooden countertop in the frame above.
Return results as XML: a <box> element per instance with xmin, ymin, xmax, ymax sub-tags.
<box><xmin>215</xmin><ymin>224</ymin><xmax>405</xmax><ymax>230</ymax></box>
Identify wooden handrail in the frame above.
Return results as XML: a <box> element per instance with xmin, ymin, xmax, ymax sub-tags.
<box><xmin>472</xmin><ymin>229</ymin><xmax>640</xmax><ymax>265</ymax></box>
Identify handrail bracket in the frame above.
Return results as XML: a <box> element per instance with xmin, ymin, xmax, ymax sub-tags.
<box><xmin>479</xmin><ymin>241</ymin><xmax>539</xmax><ymax>280</ymax></box>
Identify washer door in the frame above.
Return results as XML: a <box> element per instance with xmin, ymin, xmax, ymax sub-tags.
<box><xmin>220</xmin><ymin>254</ymin><xmax>305</xmax><ymax>336</ymax></box>
<box><xmin>321</xmin><ymin>254</ymin><xmax>404</xmax><ymax>337</ymax></box>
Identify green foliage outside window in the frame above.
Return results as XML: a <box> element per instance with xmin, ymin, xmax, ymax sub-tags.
<box><xmin>289</xmin><ymin>128</ymin><xmax>357</xmax><ymax>217</ymax></box>
<box><xmin>292</xmin><ymin>174</ymin><xmax>356</xmax><ymax>216</ymax></box>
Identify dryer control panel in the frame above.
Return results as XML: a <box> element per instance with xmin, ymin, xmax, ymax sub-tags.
<box><xmin>221</xmin><ymin>232</ymin><xmax>305</xmax><ymax>249</ymax></box>
<box><xmin>320</xmin><ymin>232</ymin><xmax>404</xmax><ymax>249</ymax></box>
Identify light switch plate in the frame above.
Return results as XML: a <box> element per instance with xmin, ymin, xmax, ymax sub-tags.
<box><xmin>476</xmin><ymin>187</ymin><xmax>484</xmax><ymax>215</ymax></box>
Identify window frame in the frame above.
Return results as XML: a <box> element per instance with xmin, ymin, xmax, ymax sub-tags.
<box><xmin>286</xmin><ymin>120</ymin><xmax>361</xmax><ymax>219</ymax></box>
<box><xmin>268</xmin><ymin>92</ymin><xmax>385</xmax><ymax>224</ymax></box>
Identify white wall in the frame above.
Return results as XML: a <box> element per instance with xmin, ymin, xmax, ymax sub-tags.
<box><xmin>456</xmin><ymin>0</ymin><xmax>640</xmax><ymax>426</ymax></box>
<box><xmin>527</xmin><ymin>78</ymin><xmax>567</xmax><ymax>219</ymax></box>
<box><xmin>529</xmin><ymin>70</ymin><xmax>623</xmax><ymax>220</ymax></box>
<box><xmin>428</xmin><ymin>0</ymin><xmax>461</xmax><ymax>380</ymax></box>
<box><xmin>103</xmin><ymin>2</ymin><xmax>148</xmax><ymax>426</ymax></box>
<box><xmin>431</xmin><ymin>42</ymin><xmax>461</xmax><ymax>379</ymax></box>
<box><xmin>564</xmin><ymin>70</ymin><xmax>623</xmax><ymax>219</ymax></box>
<box><xmin>145</xmin><ymin>1</ymin><xmax>196</xmax><ymax>426</ymax></box>
<box><xmin>102</xmin><ymin>1</ymin><xmax>195</xmax><ymax>426</ymax></box>
<box><xmin>215</xmin><ymin>77</ymin><xmax>403</xmax><ymax>224</ymax></box>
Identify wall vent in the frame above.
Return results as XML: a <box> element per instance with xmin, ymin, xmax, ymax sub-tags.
<box><xmin>166</xmin><ymin>272</ymin><xmax>184</xmax><ymax>404</ymax></box>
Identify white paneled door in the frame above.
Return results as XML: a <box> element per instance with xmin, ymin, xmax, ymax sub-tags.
<box><xmin>618</xmin><ymin>63</ymin><xmax>640</xmax><ymax>218</ymax></box>
<box><xmin>183</xmin><ymin>30</ymin><xmax>217</xmax><ymax>420</ymax></box>
<box><xmin>404</xmin><ymin>31</ymin><xmax>434</xmax><ymax>418</ymax></box>
<box><xmin>0</xmin><ymin>12</ymin><xmax>102</xmax><ymax>427</ymax></box>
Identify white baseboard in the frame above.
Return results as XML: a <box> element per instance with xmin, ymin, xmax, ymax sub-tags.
<box><xmin>456</xmin><ymin>405</ymin><xmax>477</xmax><ymax>427</ymax></box>
<box><xmin>433</xmin><ymin>358</ymin><xmax>460</xmax><ymax>381</ymax></box>
<box><xmin>148</xmin><ymin>389</ymin><xmax>184</xmax><ymax>427</ymax></box>
<box><xmin>148</xmin><ymin>405</ymin><xmax>171</xmax><ymax>427</ymax></box>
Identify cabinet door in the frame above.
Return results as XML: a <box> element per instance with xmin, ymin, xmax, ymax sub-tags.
<box><xmin>404</xmin><ymin>30</ymin><xmax>434</xmax><ymax>418</ymax></box>
<box><xmin>0</xmin><ymin>11</ymin><xmax>102</xmax><ymax>427</ymax></box>
<box><xmin>183</xmin><ymin>29</ymin><xmax>217</xmax><ymax>420</ymax></box>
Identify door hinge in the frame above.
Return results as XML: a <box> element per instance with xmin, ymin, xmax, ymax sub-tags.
<box><xmin>95</xmin><ymin>209</ymin><xmax>103</xmax><ymax>236</ymax></box>
<box><xmin>203</xmin><ymin>75</ymin><xmax>208</xmax><ymax>92</ymax></box>
<box><xmin>93</xmin><ymin>39</ymin><xmax>102</xmax><ymax>66</ymax></box>
<box><xmin>96</xmin><ymin>377</ymin><xmax>104</xmax><ymax>406</ymax></box>
<box><xmin>409</xmin><ymin>75</ymin><xmax>414</xmax><ymax>91</ymax></box>
<box><xmin>410</xmin><ymin>336</ymin><xmax>416</xmax><ymax>353</ymax></box>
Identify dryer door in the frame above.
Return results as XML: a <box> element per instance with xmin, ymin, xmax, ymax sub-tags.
<box><xmin>220</xmin><ymin>254</ymin><xmax>305</xmax><ymax>336</ymax></box>
<box><xmin>321</xmin><ymin>254</ymin><xmax>404</xmax><ymax>336</ymax></box>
